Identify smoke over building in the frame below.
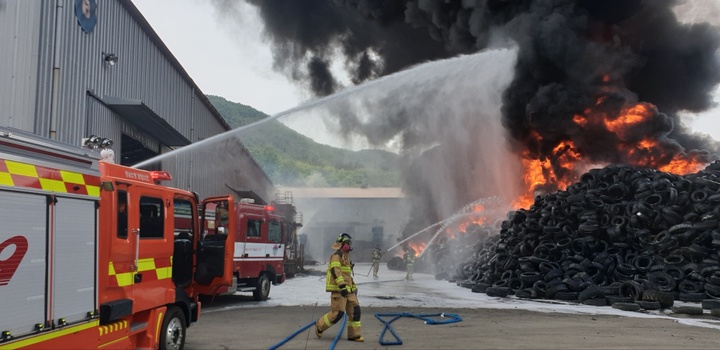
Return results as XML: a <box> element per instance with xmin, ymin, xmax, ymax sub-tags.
<box><xmin>221</xmin><ymin>0</ymin><xmax>720</xmax><ymax>232</ymax></box>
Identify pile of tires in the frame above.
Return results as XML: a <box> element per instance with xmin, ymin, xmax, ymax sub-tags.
<box><xmin>444</xmin><ymin>161</ymin><xmax>720</xmax><ymax>310</ymax></box>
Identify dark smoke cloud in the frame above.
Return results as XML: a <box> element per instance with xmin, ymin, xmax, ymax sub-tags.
<box><xmin>233</xmin><ymin>0</ymin><xmax>720</xmax><ymax>231</ymax></box>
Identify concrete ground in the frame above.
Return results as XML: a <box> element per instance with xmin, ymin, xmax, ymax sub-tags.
<box><xmin>185</xmin><ymin>305</ymin><xmax>720</xmax><ymax>349</ymax></box>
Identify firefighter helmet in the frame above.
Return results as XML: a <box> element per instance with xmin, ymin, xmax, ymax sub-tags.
<box><xmin>336</xmin><ymin>233</ymin><xmax>352</xmax><ymax>244</ymax></box>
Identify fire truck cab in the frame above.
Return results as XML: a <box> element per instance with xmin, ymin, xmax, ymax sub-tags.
<box><xmin>196</xmin><ymin>197</ymin><xmax>286</xmax><ymax>301</ymax></box>
<box><xmin>0</xmin><ymin>127</ymin><xmax>225</xmax><ymax>349</ymax></box>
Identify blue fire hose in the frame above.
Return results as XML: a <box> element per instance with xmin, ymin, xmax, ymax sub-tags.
<box><xmin>374</xmin><ymin>312</ymin><xmax>463</xmax><ymax>346</ymax></box>
<box><xmin>267</xmin><ymin>313</ymin><xmax>346</xmax><ymax>350</ymax></box>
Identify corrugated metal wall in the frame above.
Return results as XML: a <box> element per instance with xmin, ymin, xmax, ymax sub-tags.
<box><xmin>0</xmin><ymin>0</ymin><xmax>274</xmax><ymax>200</ymax></box>
<box><xmin>0</xmin><ymin>0</ymin><xmax>42</xmax><ymax>130</ymax></box>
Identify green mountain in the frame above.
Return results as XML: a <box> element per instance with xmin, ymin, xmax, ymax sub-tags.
<box><xmin>207</xmin><ymin>95</ymin><xmax>401</xmax><ymax>187</ymax></box>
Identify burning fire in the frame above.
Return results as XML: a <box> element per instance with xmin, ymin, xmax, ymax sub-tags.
<box><xmin>407</xmin><ymin>241</ymin><xmax>426</xmax><ymax>256</ymax></box>
<box><xmin>513</xmin><ymin>101</ymin><xmax>705</xmax><ymax>209</ymax></box>
<box><xmin>455</xmin><ymin>204</ymin><xmax>488</xmax><ymax>235</ymax></box>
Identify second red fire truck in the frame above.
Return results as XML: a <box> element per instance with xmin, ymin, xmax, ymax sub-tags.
<box><xmin>197</xmin><ymin>197</ymin><xmax>289</xmax><ymax>301</ymax></box>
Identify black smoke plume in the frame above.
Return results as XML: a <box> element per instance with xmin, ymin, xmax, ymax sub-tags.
<box><xmin>233</xmin><ymin>0</ymin><xmax>720</xmax><ymax>233</ymax></box>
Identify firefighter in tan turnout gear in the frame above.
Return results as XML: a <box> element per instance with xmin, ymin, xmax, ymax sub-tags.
<box><xmin>315</xmin><ymin>233</ymin><xmax>364</xmax><ymax>342</ymax></box>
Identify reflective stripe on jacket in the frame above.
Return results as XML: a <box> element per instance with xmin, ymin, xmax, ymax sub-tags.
<box><xmin>325</xmin><ymin>249</ymin><xmax>357</xmax><ymax>292</ymax></box>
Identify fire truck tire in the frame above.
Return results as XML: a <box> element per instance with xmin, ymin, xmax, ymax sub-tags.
<box><xmin>160</xmin><ymin>306</ymin><xmax>186</xmax><ymax>350</ymax></box>
<box><xmin>254</xmin><ymin>274</ymin><xmax>271</xmax><ymax>301</ymax></box>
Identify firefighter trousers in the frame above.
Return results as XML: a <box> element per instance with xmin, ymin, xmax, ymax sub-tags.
<box><xmin>316</xmin><ymin>292</ymin><xmax>362</xmax><ymax>340</ymax></box>
<box><xmin>406</xmin><ymin>264</ymin><xmax>414</xmax><ymax>280</ymax></box>
<box><xmin>372</xmin><ymin>260</ymin><xmax>380</xmax><ymax>277</ymax></box>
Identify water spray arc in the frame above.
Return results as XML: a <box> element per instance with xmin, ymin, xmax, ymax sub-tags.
<box><xmin>384</xmin><ymin>196</ymin><xmax>507</xmax><ymax>259</ymax></box>
<box><xmin>417</xmin><ymin>196</ymin><xmax>506</xmax><ymax>259</ymax></box>
<box><xmin>131</xmin><ymin>49</ymin><xmax>517</xmax><ymax>170</ymax></box>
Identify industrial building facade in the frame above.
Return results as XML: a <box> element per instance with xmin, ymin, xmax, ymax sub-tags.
<box><xmin>0</xmin><ymin>0</ymin><xmax>274</xmax><ymax>200</ymax></box>
<box><xmin>279</xmin><ymin>187</ymin><xmax>410</xmax><ymax>262</ymax></box>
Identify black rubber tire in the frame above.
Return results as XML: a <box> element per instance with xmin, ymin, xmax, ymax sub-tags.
<box><xmin>471</xmin><ymin>283</ymin><xmax>489</xmax><ymax>293</ymax></box>
<box><xmin>582</xmin><ymin>298</ymin><xmax>607</xmax><ymax>306</ymax></box>
<box><xmin>253</xmin><ymin>274</ymin><xmax>271</xmax><ymax>301</ymax></box>
<box><xmin>678</xmin><ymin>292</ymin><xmax>706</xmax><ymax>303</ymax></box>
<box><xmin>485</xmin><ymin>286</ymin><xmax>511</xmax><ymax>297</ymax></box>
<box><xmin>160</xmin><ymin>306</ymin><xmax>186</xmax><ymax>350</ymax></box>
<box><xmin>641</xmin><ymin>290</ymin><xmax>674</xmax><ymax>309</ymax></box>
<box><xmin>671</xmin><ymin>306</ymin><xmax>704</xmax><ymax>315</ymax></box>
<box><xmin>554</xmin><ymin>292</ymin><xmax>580</xmax><ymax>301</ymax></box>
<box><xmin>636</xmin><ymin>301</ymin><xmax>661</xmax><ymax>310</ymax></box>
<box><xmin>605</xmin><ymin>296</ymin><xmax>634</xmax><ymax>304</ymax></box>
<box><xmin>701</xmin><ymin>299</ymin><xmax>720</xmax><ymax>310</ymax></box>
<box><xmin>612</xmin><ymin>302</ymin><xmax>641</xmax><ymax>311</ymax></box>
<box><xmin>578</xmin><ymin>285</ymin><xmax>603</xmax><ymax>302</ymax></box>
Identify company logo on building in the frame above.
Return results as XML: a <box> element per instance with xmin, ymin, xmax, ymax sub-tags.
<box><xmin>0</xmin><ymin>236</ymin><xmax>29</xmax><ymax>286</ymax></box>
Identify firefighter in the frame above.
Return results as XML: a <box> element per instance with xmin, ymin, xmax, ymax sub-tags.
<box><xmin>371</xmin><ymin>245</ymin><xmax>383</xmax><ymax>278</ymax></box>
<box><xmin>404</xmin><ymin>246</ymin><xmax>416</xmax><ymax>281</ymax></box>
<box><xmin>215</xmin><ymin>201</ymin><xmax>229</xmax><ymax>234</ymax></box>
<box><xmin>315</xmin><ymin>233</ymin><xmax>364</xmax><ymax>342</ymax></box>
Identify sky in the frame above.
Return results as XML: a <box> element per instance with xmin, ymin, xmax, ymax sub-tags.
<box><xmin>131</xmin><ymin>0</ymin><xmax>720</xmax><ymax>141</ymax></box>
<box><xmin>132</xmin><ymin>0</ymin><xmax>306</xmax><ymax>116</ymax></box>
<box><xmin>203</xmin><ymin>262</ymin><xmax>720</xmax><ymax>332</ymax></box>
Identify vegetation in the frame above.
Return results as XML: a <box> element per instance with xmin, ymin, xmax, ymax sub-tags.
<box><xmin>207</xmin><ymin>95</ymin><xmax>401</xmax><ymax>187</ymax></box>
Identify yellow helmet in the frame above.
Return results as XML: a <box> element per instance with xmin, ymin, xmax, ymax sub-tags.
<box><xmin>336</xmin><ymin>233</ymin><xmax>352</xmax><ymax>244</ymax></box>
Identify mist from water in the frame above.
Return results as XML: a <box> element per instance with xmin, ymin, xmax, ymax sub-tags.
<box><xmin>278</xmin><ymin>47</ymin><xmax>525</xmax><ymax>222</ymax></box>
<box><xmin>135</xmin><ymin>47</ymin><xmax>525</xmax><ymax>234</ymax></box>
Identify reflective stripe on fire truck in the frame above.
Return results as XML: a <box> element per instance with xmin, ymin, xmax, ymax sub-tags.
<box><xmin>108</xmin><ymin>257</ymin><xmax>173</xmax><ymax>287</ymax></box>
<box><xmin>98</xmin><ymin>320</ymin><xmax>128</xmax><ymax>336</ymax></box>
<box><xmin>0</xmin><ymin>320</ymin><xmax>99</xmax><ymax>349</ymax></box>
<box><xmin>0</xmin><ymin>159</ymin><xmax>100</xmax><ymax>197</ymax></box>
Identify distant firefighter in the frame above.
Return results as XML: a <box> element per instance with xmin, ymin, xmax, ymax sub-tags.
<box><xmin>371</xmin><ymin>245</ymin><xmax>383</xmax><ymax>278</ymax></box>
<box><xmin>404</xmin><ymin>246</ymin><xmax>416</xmax><ymax>281</ymax></box>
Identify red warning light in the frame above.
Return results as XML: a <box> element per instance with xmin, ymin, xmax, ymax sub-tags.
<box><xmin>149</xmin><ymin>171</ymin><xmax>172</xmax><ymax>182</ymax></box>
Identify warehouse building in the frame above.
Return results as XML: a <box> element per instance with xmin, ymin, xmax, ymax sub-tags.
<box><xmin>0</xmin><ymin>0</ymin><xmax>274</xmax><ymax>201</ymax></box>
<box><xmin>277</xmin><ymin>187</ymin><xmax>410</xmax><ymax>262</ymax></box>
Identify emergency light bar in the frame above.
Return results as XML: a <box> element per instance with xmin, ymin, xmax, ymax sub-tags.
<box><xmin>265</xmin><ymin>205</ymin><xmax>275</xmax><ymax>212</ymax></box>
<box><xmin>150</xmin><ymin>171</ymin><xmax>172</xmax><ymax>182</ymax></box>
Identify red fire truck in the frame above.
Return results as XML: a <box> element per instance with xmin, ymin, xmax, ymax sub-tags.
<box><xmin>272</xmin><ymin>192</ymin><xmax>305</xmax><ymax>277</ymax></box>
<box><xmin>0</xmin><ymin>127</ymin><xmax>228</xmax><ymax>349</ymax></box>
<box><xmin>197</xmin><ymin>198</ymin><xmax>287</xmax><ymax>301</ymax></box>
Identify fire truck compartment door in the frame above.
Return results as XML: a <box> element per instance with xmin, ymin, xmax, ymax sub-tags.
<box><xmin>52</xmin><ymin>197</ymin><xmax>97</xmax><ymax>325</ymax></box>
<box><xmin>196</xmin><ymin>197</ymin><xmax>235</xmax><ymax>292</ymax></box>
<box><xmin>0</xmin><ymin>191</ymin><xmax>48</xmax><ymax>338</ymax></box>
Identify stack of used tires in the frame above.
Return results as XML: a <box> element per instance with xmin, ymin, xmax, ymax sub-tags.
<box><xmin>444</xmin><ymin>161</ymin><xmax>720</xmax><ymax>313</ymax></box>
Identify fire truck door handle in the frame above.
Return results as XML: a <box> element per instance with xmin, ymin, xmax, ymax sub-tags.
<box><xmin>132</xmin><ymin>229</ymin><xmax>140</xmax><ymax>272</ymax></box>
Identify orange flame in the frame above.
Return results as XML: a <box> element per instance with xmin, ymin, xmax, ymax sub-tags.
<box><xmin>513</xmin><ymin>99</ymin><xmax>706</xmax><ymax>211</ymax></box>
<box><xmin>408</xmin><ymin>241</ymin><xmax>426</xmax><ymax>255</ymax></box>
<box><xmin>604</xmin><ymin>103</ymin><xmax>651</xmax><ymax>133</ymax></box>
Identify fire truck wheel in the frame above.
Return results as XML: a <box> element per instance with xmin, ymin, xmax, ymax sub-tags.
<box><xmin>160</xmin><ymin>306</ymin><xmax>186</xmax><ymax>350</ymax></box>
<box><xmin>253</xmin><ymin>274</ymin><xmax>271</xmax><ymax>301</ymax></box>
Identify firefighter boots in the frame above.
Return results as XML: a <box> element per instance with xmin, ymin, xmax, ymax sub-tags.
<box><xmin>349</xmin><ymin>336</ymin><xmax>365</xmax><ymax>342</ymax></box>
<box><xmin>315</xmin><ymin>325</ymin><xmax>323</xmax><ymax>339</ymax></box>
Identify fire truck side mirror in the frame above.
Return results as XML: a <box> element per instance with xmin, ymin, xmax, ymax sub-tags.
<box><xmin>100</xmin><ymin>181</ymin><xmax>114</xmax><ymax>191</ymax></box>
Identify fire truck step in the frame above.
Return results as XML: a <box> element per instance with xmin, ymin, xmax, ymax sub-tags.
<box><xmin>130</xmin><ymin>322</ymin><xmax>148</xmax><ymax>333</ymax></box>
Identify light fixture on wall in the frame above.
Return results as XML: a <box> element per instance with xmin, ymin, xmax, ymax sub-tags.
<box><xmin>82</xmin><ymin>135</ymin><xmax>115</xmax><ymax>163</ymax></box>
<box><xmin>102</xmin><ymin>52</ymin><xmax>118</xmax><ymax>66</ymax></box>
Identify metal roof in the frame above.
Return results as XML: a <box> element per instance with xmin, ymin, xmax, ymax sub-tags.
<box><xmin>103</xmin><ymin>96</ymin><xmax>191</xmax><ymax>146</ymax></box>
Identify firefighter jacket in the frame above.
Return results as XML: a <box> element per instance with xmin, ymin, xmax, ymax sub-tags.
<box><xmin>372</xmin><ymin>248</ymin><xmax>382</xmax><ymax>262</ymax></box>
<box><xmin>325</xmin><ymin>249</ymin><xmax>357</xmax><ymax>293</ymax></box>
<box><xmin>404</xmin><ymin>250</ymin><xmax>416</xmax><ymax>265</ymax></box>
